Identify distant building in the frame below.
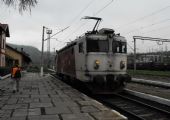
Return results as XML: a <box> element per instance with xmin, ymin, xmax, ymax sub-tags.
<box><xmin>128</xmin><ymin>52</ymin><xmax>170</xmax><ymax>65</ymax></box>
<box><xmin>6</xmin><ymin>45</ymin><xmax>32</xmax><ymax>68</ymax></box>
<box><xmin>0</xmin><ymin>23</ymin><xmax>10</xmax><ymax>67</ymax></box>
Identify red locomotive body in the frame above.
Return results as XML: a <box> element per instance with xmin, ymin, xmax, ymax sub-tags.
<box><xmin>57</xmin><ymin>43</ymin><xmax>76</xmax><ymax>78</ymax></box>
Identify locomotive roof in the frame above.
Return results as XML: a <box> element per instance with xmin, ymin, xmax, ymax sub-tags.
<box><xmin>114</xmin><ymin>36</ymin><xmax>126</xmax><ymax>42</ymax></box>
<box><xmin>58</xmin><ymin>41</ymin><xmax>76</xmax><ymax>53</ymax></box>
<box><xmin>57</xmin><ymin>35</ymin><xmax>85</xmax><ymax>53</ymax></box>
<box><xmin>57</xmin><ymin>28</ymin><xmax>126</xmax><ymax>53</ymax></box>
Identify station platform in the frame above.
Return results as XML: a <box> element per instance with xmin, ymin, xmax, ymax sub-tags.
<box><xmin>0</xmin><ymin>72</ymin><xmax>127</xmax><ymax>120</ymax></box>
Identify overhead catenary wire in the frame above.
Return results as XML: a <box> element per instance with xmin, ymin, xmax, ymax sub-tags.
<box><xmin>44</xmin><ymin>26</ymin><xmax>69</xmax><ymax>41</ymax></box>
<box><xmin>117</xmin><ymin>6</ymin><xmax>170</xmax><ymax>29</ymax></box>
<box><xmin>93</xmin><ymin>0</ymin><xmax>114</xmax><ymax>16</ymax></box>
<box><xmin>123</xmin><ymin>18</ymin><xmax>170</xmax><ymax>35</ymax></box>
<box><xmin>127</xmin><ymin>43</ymin><xmax>134</xmax><ymax>51</ymax></box>
<box><xmin>68</xmin><ymin>0</ymin><xmax>96</xmax><ymax>26</ymax></box>
<box><xmin>64</xmin><ymin>0</ymin><xmax>115</xmax><ymax>41</ymax></box>
<box><xmin>141</xmin><ymin>25</ymin><xmax>170</xmax><ymax>35</ymax></box>
<box><xmin>62</xmin><ymin>0</ymin><xmax>96</xmax><ymax>41</ymax></box>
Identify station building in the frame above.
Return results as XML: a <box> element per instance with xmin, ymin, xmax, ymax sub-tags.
<box><xmin>0</xmin><ymin>23</ymin><xmax>10</xmax><ymax>67</ymax></box>
<box><xmin>6</xmin><ymin>45</ymin><xmax>32</xmax><ymax>68</ymax></box>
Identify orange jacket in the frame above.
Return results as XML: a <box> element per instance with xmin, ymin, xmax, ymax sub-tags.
<box><xmin>11</xmin><ymin>67</ymin><xmax>21</xmax><ymax>78</ymax></box>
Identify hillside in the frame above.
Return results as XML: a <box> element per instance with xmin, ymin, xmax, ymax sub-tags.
<box><xmin>7</xmin><ymin>43</ymin><xmax>41</xmax><ymax>65</ymax></box>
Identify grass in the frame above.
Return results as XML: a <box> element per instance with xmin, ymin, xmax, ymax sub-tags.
<box><xmin>127</xmin><ymin>69</ymin><xmax>170</xmax><ymax>77</ymax></box>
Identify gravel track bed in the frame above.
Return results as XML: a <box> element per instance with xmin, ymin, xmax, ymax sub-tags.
<box><xmin>126</xmin><ymin>82</ymin><xmax>170</xmax><ymax>100</ymax></box>
<box><xmin>131</xmin><ymin>75</ymin><xmax>170</xmax><ymax>83</ymax></box>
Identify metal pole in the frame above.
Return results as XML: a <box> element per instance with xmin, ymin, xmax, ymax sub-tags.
<box><xmin>40</xmin><ymin>26</ymin><xmax>45</xmax><ymax>76</ymax></box>
<box><xmin>134</xmin><ymin>38</ymin><xmax>136</xmax><ymax>71</ymax></box>
<box><xmin>53</xmin><ymin>48</ymin><xmax>55</xmax><ymax>70</ymax></box>
<box><xmin>46</xmin><ymin>29</ymin><xmax>52</xmax><ymax>68</ymax></box>
<box><xmin>47</xmin><ymin>33</ymin><xmax>50</xmax><ymax>68</ymax></box>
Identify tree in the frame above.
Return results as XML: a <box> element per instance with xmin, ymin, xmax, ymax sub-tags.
<box><xmin>1</xmin><ymin>0</ymin><xmax>37</xmax><ymax>13</ymax></box>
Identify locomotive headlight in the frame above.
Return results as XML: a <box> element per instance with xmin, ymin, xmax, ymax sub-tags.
<box><xmin>94</xmin><ymin>60</ymin><xmax>100</xmax><ymax>69</ymax></box>
<box><xmin>120</xmin><ymin>61</ymin><xmax>125</xmax><ymax>69</ymax></box>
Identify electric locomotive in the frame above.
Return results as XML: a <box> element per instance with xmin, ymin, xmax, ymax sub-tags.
<box><xmin>55</xmin><ymin>17</ymin><xmax>131</xmax><ymax>93</ymax></box>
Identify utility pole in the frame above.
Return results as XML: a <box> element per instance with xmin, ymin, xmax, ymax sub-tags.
<box><xmin>46</xmin><ymin>29</ymin><xmax>52</xmax><ymax>68</ymax></box>
<box><xmin>53</xmin><ymin>48</ymin><xmax>55</xmax><ymax>70</ymax></box>
<box><xmin>133</xmin><ymin>38</ymin><xmax>136</xmax><ymax>72</ymax></box>
<box><xmin>40</xmin><ymin>26</ymin><xmax>45</xmax><ymax>76</ymax></box>
<box><xmin>40</xmin><ymin>26</ymin><xmax>69</xmax><ymax>76</ymax></box>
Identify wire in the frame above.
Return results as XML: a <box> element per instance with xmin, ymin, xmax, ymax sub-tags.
<box><xmin>93</xmin><ymin>0</ymin><xmax>114</xmax><ymax>16</ymax></box>
<box><xmin>62</xmin><ymin>0</ymin><xmax>96</xmax><ymax>41</ymax></box>
<box><xmin>124</xmin><ymin>18</ymin><xmax>170</xmax><ymax>35</ymax></box>
<box><xmin>44</xmin><ymin>26</ymin><xmax>69</xmax><ymax>41</ymax></box>
<box><xmin>118</xmin><ymin>6</ymin><xmax>170</xmax><ymax>29</ymax></box>
<box><xmin>64</xmin><ymin>0</ymin><xmax>115</xmax><ymax>41</ymax></box>
<box><xmin>142</xmin><ymin>25</ymin><xmax>170</xmax><ymax>35</ymax></box>
<box><xmin>127</xmin><ymin>43</ymin><xmax>134</xmax><ymax>51</ymax></box>
<box><xmin>68</xmin><ymin>0</ymin><xmax>96</xmax><ymax>26</ymax></box>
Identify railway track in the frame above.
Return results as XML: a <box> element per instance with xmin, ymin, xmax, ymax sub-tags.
<box><xmin>50</xmin><ymin>74</ymin><xmax>170</xmax><ymax>120</ymax></box>
<box><xmin>130</xmin><ymin>78</ymin><xmax>170</xmax><ymax>89</ymax></box>
<box><xmin>95</xmin><ymin>92</ymin><xmax>170</xmax><ymax>120</ymax></box>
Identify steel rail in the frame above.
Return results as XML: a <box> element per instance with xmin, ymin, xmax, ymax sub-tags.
<box><xmin>95</xmin><ymin>92</ymin><xmax>170</xmax><ymax>120</ymax></box>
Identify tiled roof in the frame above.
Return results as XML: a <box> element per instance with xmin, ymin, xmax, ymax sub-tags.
<box><xmin>6</xmin><ymin>44</ymin><xmax>32</xmax><ymax>62</ymax></box>
<box><xmin>0</xmin><ymin>23</ymin><xmax>10</xmax><ymax>37</ymax></box>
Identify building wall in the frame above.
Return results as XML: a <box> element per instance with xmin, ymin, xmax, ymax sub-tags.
<box><xmin>6</xmin><ymin>48</ymin><xmax>22</xmax><ymax>67</ymax></box>
<box><xmin>0</xmin><ymin>31</ymin><xmax>6</xmax><ymax>67</ymax></box>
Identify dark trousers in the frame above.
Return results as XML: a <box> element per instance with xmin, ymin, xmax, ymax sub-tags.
<box><xmin>12</xmin><ymin>78</ymin><xmax>20</xmax><ymax>91</ymax></box>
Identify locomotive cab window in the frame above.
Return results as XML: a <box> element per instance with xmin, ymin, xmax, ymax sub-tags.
<box><xmin>79</xmin><ymin>42</ymin><xmax>84</xmax><ymax>53</ymax></box>
<box><xmin>112</xmin><ymin>41</ymin><xmax>127</xmax><ymax>53</ymax></box>
<box><xmin>87</xmin><ymin>39</ymin><xmax>109</xmax><ymax>52</ymax></box>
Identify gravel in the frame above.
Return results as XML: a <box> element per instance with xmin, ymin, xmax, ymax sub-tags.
<box><xmin>126</xmin><ymin>75</ymin><xmax>170</xmax><ymax>100</ymax></box>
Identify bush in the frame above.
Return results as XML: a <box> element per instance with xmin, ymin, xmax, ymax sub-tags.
<box><xmin>0</xmin><ymin>67</ymin><xmax>11</xmax><ymax>76</ymax></box>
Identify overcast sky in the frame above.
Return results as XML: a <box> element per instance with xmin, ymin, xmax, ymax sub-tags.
<box><xmin>1</xmin><ymin>0</ymin><xmax>170</xmax><ymax>53</ymax></box>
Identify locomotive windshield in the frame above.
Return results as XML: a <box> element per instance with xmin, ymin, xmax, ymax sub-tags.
<box><xmin>87</xmin><ymin>39</ymin><xmax>109</xmax><ymax>52</ymax></box>
<box><xmin>112</xmin><ymin>41</ymin><xmax>127</xmax><ymax>53</ymax></box>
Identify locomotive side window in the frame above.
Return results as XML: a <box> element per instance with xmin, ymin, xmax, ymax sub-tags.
<box><xmin>122</xmin><ymin>42</ymin><xmax>127</xmax><ymax>53</ymax></box>
<box><xmin>79</xmin><ymin>42</ymin><xmax>84</xmax><ymax>53</ymax></box>
<box><xmin>87</xmin><ymin>39</ymin><xmax>109</xmax><ymax>52</ymax></box>
<box><xmin>112</xmin><ymin>41</ymin><xmax>127</xmax><ymax>53</ymax></box>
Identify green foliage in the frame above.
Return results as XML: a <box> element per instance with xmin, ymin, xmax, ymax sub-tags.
<box><xmin>0</xmin><ymin>67</ymin><xmax>11</xmax><ymax>76</ymax></box>
<box><xmin>128</xmin><ymin>69</ymin><xmax>170</xmax><ymax>77</ymax></box>
<box><xmin>1</xmin><ymin>0</ymin><xmax>38</xmax><ymax>13</ymax></box>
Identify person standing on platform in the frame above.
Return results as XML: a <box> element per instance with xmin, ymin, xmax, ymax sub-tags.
<box><xmin>11</xmin><ymin>64</ymin><xmax>21</xmax><ymax>93</ymax></box>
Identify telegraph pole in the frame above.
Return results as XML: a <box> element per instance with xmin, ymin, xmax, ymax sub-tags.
<box><xmin>46</xmin><ymin>29</ymin><xmax>52</xmax><ymax>68</ymax></box>
<box><xmin>133</xmin><ymin>38</ymin><xmax>136</xmax><ymax>71</ymax></box>
<box><xmin>40</xmin><ymin>26</ymin><xmax>69</xmax><ymax>76</ymax></box>
<box><xmin>40</xmin><ymin>26</ymin><xmax>45</xmax><ymax>76</ymax></box>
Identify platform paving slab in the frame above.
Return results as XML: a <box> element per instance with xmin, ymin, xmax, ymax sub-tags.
<box><xmin>0</xmin><ymin>72</ymin><xmax>127</xmax><ymax>120</ymax></box>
